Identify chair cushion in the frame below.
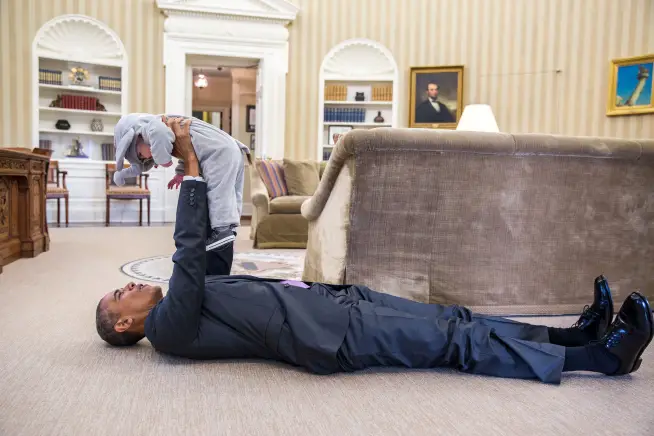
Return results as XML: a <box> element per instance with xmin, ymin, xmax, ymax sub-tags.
<box><xmin>46</xmin><ymin>184</ymin><xmax>67</xmax><ymax>194</ymax></box>
<box><xmin>257</xmin><ymin>160</ymin><xmax>288</xmax><ymax>199</ymax></box>
<box><xmin>107</xmin><ymin>186</ymin><xmax>150</xmax><ymax>198</ymax></box>
<box><xmin>283</xmin><ymin>159</ymin><xmax>320</xmax><ymax>196</ymax></box>
<box><xmin>269</xmin><ymin>195</ymin><xmax>310</xmax><ymax>214</ymax></box>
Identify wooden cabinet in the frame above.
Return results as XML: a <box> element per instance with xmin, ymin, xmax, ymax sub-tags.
<box><xmin>0</xmin><ymin>149</ymin><xmax>50</xmax><ymax>273</ymax></box>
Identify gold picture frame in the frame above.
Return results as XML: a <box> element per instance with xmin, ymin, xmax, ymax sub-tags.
<box><xmin>606</xmin><ymin>54</ymin><xmax>654</xmax><ymax>116</ymax></box>
<box><xmin>409</xmin><ymin>65</ymin><xmax>464</xmax><ymax>129</ymax></box>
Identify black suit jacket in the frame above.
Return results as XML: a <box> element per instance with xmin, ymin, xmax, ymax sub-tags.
<box><xmin>415</xmin><ymin>100</ymin><xmax>455</xmax><ymax>123</ymax></box>
<box><xmin>144</xmin><ymin>181</ymin><xmax>350</xmax><ymax>374</ymax></box>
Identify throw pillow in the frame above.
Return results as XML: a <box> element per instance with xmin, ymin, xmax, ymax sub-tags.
<box><xmin>283</xmin><ymin>159</ymin><xmax>320</xmax><ymax>196</ymax></box>
<box><xmin>257</xmin><ymin>160</ymin><xmax>288</xmax><ymax>199</ymax></box>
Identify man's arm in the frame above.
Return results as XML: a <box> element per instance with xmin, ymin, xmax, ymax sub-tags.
<box><xmin>149</xmin><ymin>123</ymin><xmax>205</xmax><ymax>345</ymax></box>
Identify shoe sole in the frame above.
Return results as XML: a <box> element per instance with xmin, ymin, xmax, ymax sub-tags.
<box><xmin>206</xmin><ymin>235</ymin><xmax>236</xmax><ymax>251</ymax></box>
<box><xmin>630</xmin><ymin>292</ymin><xmax>654</xmax><ymax>374</ymax></box>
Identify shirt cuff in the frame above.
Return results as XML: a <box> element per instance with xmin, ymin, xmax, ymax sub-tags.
<box><xmin>183</xmin><ymin>176</ymin><xmax>205</xmax><ymax>182</ymax></box>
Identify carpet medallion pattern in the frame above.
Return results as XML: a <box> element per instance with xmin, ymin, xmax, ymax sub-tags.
<box><xmin>121</xmin><ymin>252</ymin><xmax>304</xmax><ymax>283</ymax></box>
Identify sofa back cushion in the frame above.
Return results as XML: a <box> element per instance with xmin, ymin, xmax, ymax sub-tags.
<box><xmin>257</xmin><ymin>160</ymin><xmax>288</xmax><ymax>199</ymax></box>
<box><xmin>283</xmin><ymin>159</ymin><xmax>320</xmax><ymax>196</ymax></box>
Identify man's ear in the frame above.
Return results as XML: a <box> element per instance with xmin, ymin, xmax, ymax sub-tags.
<box><xmin>114</xmin><ymin>317</ymin><xmax>134</xmax><ymax>333</ymax></box>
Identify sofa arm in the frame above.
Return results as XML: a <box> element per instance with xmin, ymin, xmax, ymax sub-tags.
<box><xmin>301</xmin><ymin>134</ymin><xmax>356</xmax><ymax>222</ymax></box>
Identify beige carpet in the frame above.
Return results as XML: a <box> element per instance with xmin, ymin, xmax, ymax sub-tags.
<box><xmin>0</xmin><ymin>226</ymin><xmax>653</xmax><ymax>436</ymax></box>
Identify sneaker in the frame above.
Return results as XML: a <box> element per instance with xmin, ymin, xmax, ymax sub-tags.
<box><xmin>206</xmin><ymin>228</ymin><xmax>236</xmax><ymax>251</ymax></box>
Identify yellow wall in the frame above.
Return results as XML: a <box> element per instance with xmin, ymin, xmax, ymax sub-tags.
<box><xmin>1</xmin><ymin>0</ymin><xmax>653</xmax><ymax>160</ymax></box>
<box><xmin>286</xmin><ymin>0</ymin><xmax>654</xmax><ymax>159</ymax></box>
<box><xmin>0</xmin><ymin>0</ymin><xmax>164</xmax><ymax>147</ymax></box>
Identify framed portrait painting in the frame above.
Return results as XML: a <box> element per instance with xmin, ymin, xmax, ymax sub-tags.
<box><xmin>409</xmin><ymin>65</ymin><xmax>464</xmax><ymax>129</ymax></box>
<box><xmin>607</xmin><ymin>54</ymin><xmax>654</xmax><ymax>116</ymax></box>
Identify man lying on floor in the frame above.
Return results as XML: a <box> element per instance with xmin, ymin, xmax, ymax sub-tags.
<box><xmin>95</xmin><ymin>119</ymin><xmax>653</xmax><ymax>384</ymax></box>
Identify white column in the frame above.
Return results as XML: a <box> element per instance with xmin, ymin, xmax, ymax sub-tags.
<box><xmin>259</xmin><ymin>53</ymin><xmax>287</xmax><ymax>159</ymax></box>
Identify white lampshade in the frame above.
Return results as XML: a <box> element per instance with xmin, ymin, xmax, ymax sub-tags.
<box><xmin>456</xmin><ymin>104</ymin><xmax>500</xmax><ymax>133</ymax></box>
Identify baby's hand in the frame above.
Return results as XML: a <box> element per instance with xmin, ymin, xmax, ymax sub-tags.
<box><xmin>167</xmin><ymin>174</ymin><xmax>184</xmax><ymax>190</ymax></box>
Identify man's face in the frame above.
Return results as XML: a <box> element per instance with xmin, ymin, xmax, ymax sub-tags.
<box><xmin>427</xmin><ymin>84</ymin><xmax>439</xmax><ymax>99</ymax></box>
<box><xmin>100</xmin><ymin>282</ymin><xmax>163</xmax><ymax>329</ymax></box>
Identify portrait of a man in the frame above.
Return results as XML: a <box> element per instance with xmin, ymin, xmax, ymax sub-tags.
<box><xmin>409</xmin><ymin>66</ymin><xmax>464</xmax><ymax>128</ymax></box>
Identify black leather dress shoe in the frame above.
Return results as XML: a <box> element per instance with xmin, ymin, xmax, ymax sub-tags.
<box><xmin>571</xmin><ymin>275</ymin><xmax>614</xmax><ymax>340</ymax></box>
<box><xmin>600</xmin><ymin>292</ymin><xmax>654</xmax><ymax>375</ymax></box>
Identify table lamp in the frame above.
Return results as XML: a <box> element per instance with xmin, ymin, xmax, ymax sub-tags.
<box><xmin>456</xmin><ymin>104</ymin><xmax>500</xmax><ymax>132</ymax></box>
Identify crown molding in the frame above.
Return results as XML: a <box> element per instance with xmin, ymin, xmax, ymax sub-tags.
<box><xmin>156</xmin><ymin>0</ymin><xmax>299</xmax><ymax>25</ymax></box>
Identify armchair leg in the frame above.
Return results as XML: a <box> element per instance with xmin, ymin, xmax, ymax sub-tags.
<box><xmin>106</xmin><ymin>197</ymin><xmax>110</xmax><ymax>227</ymax></box>
<box><xmin>147</xmin><ymin>197</ymin><xmax>151</xmax><ymax>226</ymax></box>
<box><xmin>64</xmin><ymin>195</ymin><xmax>69</xmax><ymax>228</ymax></box>
<box><xmin>139</xmin><ymin>199</ymin><xmax>143</xmax><ymax>226</ymax></box>
<box><xmin>56</xmin><ymin>198</ymin><xmax>61</xmax><ymax>227</ymax></box>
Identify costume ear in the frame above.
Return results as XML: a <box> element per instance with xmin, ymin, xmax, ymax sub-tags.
<box><xmin>115</xmin><ymin>129</ymin><xmax>135</xmax><ymax>172</ymax></box>
<box><xmin>114</xmin><ymin>317</ymin><xmax>133</xmax><ymax>333</ymax></box>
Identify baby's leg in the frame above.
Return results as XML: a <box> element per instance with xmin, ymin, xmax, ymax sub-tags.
<box><xmin>200</xmin><ymin>144</ymin><xmax>243</xmax><ymax>251</ymax></box>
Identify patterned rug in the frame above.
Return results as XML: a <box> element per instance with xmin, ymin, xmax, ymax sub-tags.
<box><xmin>120</xmin><ymin>251</ymin><xmax>305</xmax><ymax>284</ymax></box>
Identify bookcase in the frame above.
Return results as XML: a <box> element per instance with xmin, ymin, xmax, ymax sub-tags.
<box><xmin>318</xmin><ymin>39</ymin><xmax>399</xmax><ymax>161</ymax></box>
<box><xmin>35</xmin><ymin>57</ymin><xmax>124</xmax><ymax>161</ymax></box>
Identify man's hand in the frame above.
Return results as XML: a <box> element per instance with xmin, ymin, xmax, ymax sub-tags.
<box><xmin>165</xmin><ymin>117</ymin><xmax>196</xmax><ymax>162</ymax></box>
<box><xmin>165</xmin><ymin>117</ymin><xmax>200</xmax><ymax>178</ymax></box>
<box><xmin>167</xmin><ymin>174</ymin><xmax>184</xmax><ymax>190</ymax></box>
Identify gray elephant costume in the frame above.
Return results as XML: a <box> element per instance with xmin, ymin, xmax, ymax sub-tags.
<box><xmin>113</xmin><ymin>113</ymin><xmax>250</xmax><ymax>248</ymax></box>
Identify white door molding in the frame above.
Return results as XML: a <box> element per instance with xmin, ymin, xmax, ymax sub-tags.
<box><xmin>157</xmin><ymin>0</ymin><xmax>298</xmax><ymax>221</ymax></box>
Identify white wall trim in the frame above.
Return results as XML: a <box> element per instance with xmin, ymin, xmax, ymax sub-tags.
<box><xmin>158</xmin><ymin>0</ymin><xmax>297</xmax><ymax>221</ymax></box>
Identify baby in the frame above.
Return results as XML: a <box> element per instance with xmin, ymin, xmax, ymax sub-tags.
<box><xmin>113</xmin><ymin>113</ymin><xmax>250</xmax><ymax>251</ymax></box>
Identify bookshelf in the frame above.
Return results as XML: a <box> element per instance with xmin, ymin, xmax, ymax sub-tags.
<box><xmin>318</xmin><ymin>39</ymin><xmax>399</xmax><ymax>161</ymax></box>
<box><xmin>32</xmin><ymin>15</ymin><xmax>128</xmax><ymax>162</ymax></box>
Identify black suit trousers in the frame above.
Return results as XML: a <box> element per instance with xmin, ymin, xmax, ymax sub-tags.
<box><xmin>318</xmin><ymin>284</ymin><xmax>566</xmax><ymax>383</ymax></box>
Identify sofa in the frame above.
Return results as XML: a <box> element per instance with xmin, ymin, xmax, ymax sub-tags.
<box><xmin>301</xmin><ymin>128</ymin><xmax>654</xmax><ymax>315</ymax></box>
<box><xmin>250</xmin><ymin>159</ymin><xmax>326</xmax><ymax>248</ymax></box>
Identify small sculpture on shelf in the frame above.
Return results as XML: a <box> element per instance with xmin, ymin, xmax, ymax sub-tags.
<box><xmin>374</xmin><ymin>111</ymin><xmax>385</xmax><ymax>123</ymax></box>
<box><xmin>49</xmin><ymin>95</ymin><xmax>63</xmax><ymax>108</ymax></box>
<box><xmin>96</xmin><ymin>100</ymin><xmax>107</xmax><ymax>112</ymax></box>
<box><xmin>69</xmin><ymin>67</ymin><xmax>90</xmax><ymax>86</ymax></box>
<box><xmin>90</xmin><ymin>118</ymin><xmax>104</xmax><ymax>132</ymax></box>
<box><xmin>355</xmin><ymin>92</ymin><xmax>365</xmax><ymax>101</ymax></box>
<box><xmin>55</xmin><ymin>119</ymin><xmax>71</xmax><ymax>130</ymax></box>
<box><xmin>67</xmin><ymin>138</ymin><xmax>88</xmax><ymax>158</ymax></box>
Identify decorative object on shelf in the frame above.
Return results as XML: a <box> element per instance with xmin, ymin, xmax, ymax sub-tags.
<box><xmin>96</xmin><ymin>100</ymin><xmax>107</xmax><ymax>112</ymax></box>
<box><xmin>355</xmin><ymin>92</ymin><xmax>365</xmax><ymax>101</ymax></box>
<box><xmin>98</xmin><ymin>76</ymin><xmax>121</xmax><ymax>92</ymax></box>
<box><xmin>324</xmin><ymin>84</ymin><xmax>347</xmax><ymax>101</ymax></box>
<box><xmin>328</xmin><ymin>125</ymin><xmax>353</xmax><ymax>145</ymax></box>
<box><xmin>69</xmin><ymin>67</ymin><xmax>90</xmax><ymax>86</ymax></box>
<box><xmin>49</xmin><ymin>95</ymin><xmax>63</xmax><ymax>108</ymax></box>
<box><xmin>409</xmin><ymin>65</ymin><xmax>464</xmax><ymax>129</ymax></box>
<box><xmin>246</xmin><ymin>104</ymin><xmax>256</xmax><ymax>132</ymax></box>
<box><xmin>38</xmin><ymin>139</ymin><xmax>52</xmax><ymax>150</ymax></box>
<box><xmin>39</xmin><ymin>69</ymin><xmax>62</xmax><ymax>85</ymax></box>
<box><xmin>606</xmin><ymin>54</ymin><xmax>654</xmax><ymax>116</ymax></box>
<box><xmin>324</xmin><ymin>107</ymin><xmax>365</xmax><ymax>123</ymax></box>
<box><xmin>90</xmin><ymin>118</ymin><xmax>104</xmax><ymax>132</ymax></box>
<box><xmin>456</xmin><ymin>104</ymin><xmax>500</xmax><ymax>133</ymax></box>
<box><xmin>372</xmin><ymin>84</ymin><xmax>393</xmax><ymax>101</ymax></box>
<box><xmin>66</xmin><ymin>138</ymin><xmax>88</xmax><ymax>158</ymax></box>
<box><xmin>101</xmin><ymin>143</ymin><xmax>116</xmax><ymax>161</ymax></box>
<box><xmin>55</xmin><ymin>119</ymin><xmax>71</xmax><ymax>130</ymax></box>
<box><xmin>373</xmin><ymin>111</ymin><xmax>385</xmax><ymax>123</ymax></box>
